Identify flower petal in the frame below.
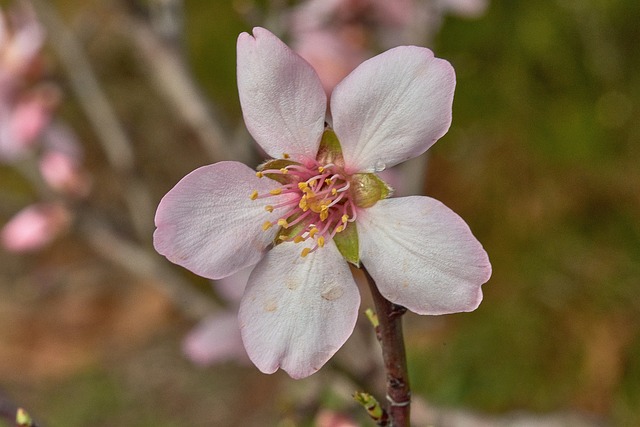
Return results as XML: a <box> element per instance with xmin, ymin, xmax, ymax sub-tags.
<box><xmin>330</xmin><ymin>46</ymin><xmax>455</xmax><ymax>172</ymax></box>
<box><xmin>358</xmin><ymin>197</ymin><xmax>491</xmax><ymax>315</ymax></box>
<box><xmin>154</xmin><ymin>161</ymin><xmax>293</xmax><ymax>280</ymax></box>
<box><xmin>237</xmin><ymin>27</ymin><xmax>326</xmax><ymax>160</ymax></box>
<box><xmin>239</xmin><ymin>242</ymin><xmax>360</xmax><ymax>379</ymax></box>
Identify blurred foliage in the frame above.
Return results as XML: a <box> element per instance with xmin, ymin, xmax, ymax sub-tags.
<box><xmin>406</xmin><ymin>0</ymin><xmax>640</xmax><ymax>424</ymax></box>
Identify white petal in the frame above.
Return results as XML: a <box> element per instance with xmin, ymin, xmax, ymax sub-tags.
<box><xmin>358</xmin><ymin>197</ymin><xmax>491</xmax><ymax>315</ymax></box>
<box><xmin>153</xmin><ymin>161</ymin><xmax>294</xmax><ymax>280</ymax></box>
<box><xmin>237</xmin><ymin>27</ymin><xmax>326</xmax><ymax>160</ymax></box>
<box><xmin>239</xmin><ymin>242</ymin><xmax>360</xmax><ymax>379</ymax></box>
<box><xmin>331</xmin><ymin>46</ymin><xmax>455</xmax><ymax>172</ymax></box>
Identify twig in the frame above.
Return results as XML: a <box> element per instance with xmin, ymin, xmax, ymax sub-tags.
<box><xmin>78</xmin><ymin>215</ymin><xmax>218</xmax><ymax>321</ymax></box>
<box><xmin>362</xmin><ymin>265</ymin><xmax>411</xmax><ymax>427</ymax></box>
<box><xmin>117</xmin><ymin>2</ymin><xmax>251</xmax><ymax>162</ymax></box>
<box><xmin>30</xmin><ymin>0</ymin><xmax>154</xmax><ymax>240</ymax></box>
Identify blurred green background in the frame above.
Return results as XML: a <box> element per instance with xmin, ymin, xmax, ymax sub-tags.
<box><xmin>1</xmin><ymin>0</ymin><xmax>639</xmax><ymax>425</ymax></box>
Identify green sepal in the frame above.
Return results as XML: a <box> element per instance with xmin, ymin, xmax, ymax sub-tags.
<box><xmin>351</xmin><ymin>173</ymin><xmax>392</xmax><ymax>208</ymax></box>
<box><xmin>273</xmin><ymin>215</ymin><xmax>306</xmax><ymax>246</ymax></box>
<box><xmin>257</xmin><ymin>158</ymin><xmax>300</xmax><ymax>184</ymax></box>
<box><xmin>333</xmin><ymin>222</ymin><xmax>360</xmax><ymax>266</ymax></box>
<box><xmin>316</xmin><ymin>128</ymin><xmax>345</xmax><ymax>167</ymax></box>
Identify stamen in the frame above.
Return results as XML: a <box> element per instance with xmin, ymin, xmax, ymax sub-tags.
<box><xmin>277</xmin><ymin>219</ymin><xmax>289</xmax><ymax>228</ymax></box>
<box><xmin>255</xmin><ymin>157</ymin><xmax>356</xmax><ymax>256</ymax></box>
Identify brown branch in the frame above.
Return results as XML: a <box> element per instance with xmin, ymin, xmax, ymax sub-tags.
<box><xmin>362</xmin><ymin>265</ymin><xmax>411</xmax><ymax>427</ymax></box>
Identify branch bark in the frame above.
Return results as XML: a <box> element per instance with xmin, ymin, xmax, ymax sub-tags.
<box><xmin>362</xmin><ymin>265</ymin><xmax>411</xmax><ymax>427</ymax></box>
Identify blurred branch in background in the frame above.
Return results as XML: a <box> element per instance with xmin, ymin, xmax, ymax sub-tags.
<box><xmin>24</xmin><ymin>0</ymin><xmax>221</xmax><ymax>323</ymax></box>
<box><xmin>30</xmin><ymin>0</ymin><xmax>154</xmax><ymax>241</ymax></box>
<box><xmin>118</xmin><ymin>0</ymin><xmax>251</xmax><ymax>163</ymax></box>
<box><xmin>78</xmin><ymin>215</ymin><xmax>217</xmax><ymax>320</ymax></box>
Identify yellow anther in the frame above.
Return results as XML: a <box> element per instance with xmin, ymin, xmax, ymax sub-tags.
<box><xmin>331</xmin><ymin>188</ymin><xmax>338</xmax><ymax>195</ymax></box>
<box><xmin>341</xmin><ymin>214</ymin><xmax>349</xmax><ymax>223</ymax></box>
<box><xmin>265</xmin><ymin>205</ymin><xmax>274</xmax><ymax>212</ymax></box>
<box><xmin>320</xmin><ymin>209</ymin><xmax>329</xmax><ymax>221</ymax></box>
<box><xmin>277</xmin><ymin>219</ymin><xmax>289</xmax><ymax>228</ymax></box>
<box><xmin>299</xmin><ymin>197</ymin><xmax>308</xmax><ymax>211</ymax></box>
<box><xmin>298</xmin><ymin>182</ymin><xmax>308</xmax><ymax>190</ymax></box>
<box><xmin>318</xmin><ymin>166</ymin><xmax>325</xmax><ymax>173</ymax></box>
<box><xmin>250</xmin><ymin>190</ymin><xmax>259</xmax><ymax>200</ymax></box>
<box><xmin>262</xmin><ymin>221</ymin><xmax>273</xmax><ymax>231</ymax></box>
<box><xmin>280</xmin><ymin>168</ymin><xmax>288</xmax><ymax>174</ymax></box>
<box><xmin>256</xmin><ymin>171</ymin><xmax>264</xmax><ymax>178</ymax></box>
<box><xmin>293</xmin><ymin>236</ymin><xmax>305</xmax><ymax>243</ymax></box>
<box><xmin>270</xmin><ymin>188</ymin><xmax>283</xmax><ymax>195</ymax></box>
<box><xmin>325</xmin><ymin>178</ymin><xmax>332</xmax><ymax>185</ymax></box>
<box><xmin>309</xmin><ymin>179</ymin><xmax>317</xmax><ymax>187</ymax></box>
<box><xmin>283</xmin><ymin>153</ymin><xmax>290</xmax><ymax>159</ymax></box>
<box><xmin>336</xmin><ymin>225</ymin><xmax>344</xmax><ymax>233</ymax></box>
<box><xmin>301</xmin><ymin>247</ymin><xmax>311</xmax><ymax>257</ymax></box>
<box><xmin>309</xmin><ymin>227</ymin><xmax>319</xmax><ymax>238</ymax></box>
<box><xmin>317</xmin><ymin>236</ymin><xmax>325</xmax><ymax>247</ymax></box>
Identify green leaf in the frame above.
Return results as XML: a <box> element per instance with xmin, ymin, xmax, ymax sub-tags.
<box><xmin>333</xmin><ymin>222</ymin><xmax>360</xmax><ymax>266</ymax></box>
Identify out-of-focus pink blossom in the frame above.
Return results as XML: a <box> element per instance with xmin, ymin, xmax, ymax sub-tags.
<box><xmin>0</xmin><ymin>86</ymin><xmax>57</xmax><ymax>161</ymax></box>
<box><xmin>182</xmin><ymin>266</ymin><xmax>251</xmax><ymax>366</ymax></box>
<box><xmin>293</xmin><ymin>29</ymin><xmax>368</xmax><ymax>94</ymax></box>
<box><xmin>288</xmin><ymin>0</ymin><xmax>490</xmax><ymax>92</ymax></box>
<box><xmin>1</xmin><ymin>202</ymin><xmax>70</xmax><ymax>253</ymax></box>
<box><xmin>315</xmin><ymin>409</ymin><xmax>358</xmax><ymax>427</ymax></box>
<box><xmin>182</xmin><ymin>312</ymin><xmax>249</xmax><ymax>366</ymax></box>
<box><xmin>0</xmin><ymin>1</ymin><xmax>45</xmax><ymax>91</ymax></box>
<box><xmin>39</xmin><ymin>151</ymin><xmax>91</xmax><ymax>197</ymax></box>
<box><xmin>39</xmin><ymin>123</ymin><xmax>91</xmax><ymax>197</ymax></box>
<box><xmin>437</xmin><ymin>0</ymin><xmax>488</xmax><ymax>18</ymax></box>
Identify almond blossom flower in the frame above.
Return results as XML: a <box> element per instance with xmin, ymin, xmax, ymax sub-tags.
<box><xmin>154</xmin><ymin>27</ymin><xmax>491</xmax><ymax>379</ymax></box>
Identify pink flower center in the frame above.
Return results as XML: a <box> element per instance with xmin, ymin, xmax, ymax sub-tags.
<box><xmin>251</xmin><ymin>159</ymin><xmax>357</xmax><ymax>257</ymax></box>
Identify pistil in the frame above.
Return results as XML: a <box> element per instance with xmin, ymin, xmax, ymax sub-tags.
<box><xmin>250</xmin><ymin>159</ymin><xmax>356</xmax><ymax>257</ymax></box>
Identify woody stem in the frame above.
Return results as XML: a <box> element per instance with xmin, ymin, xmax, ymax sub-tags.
<box><xmin>362</xmin><ymin>265</ymin><xmax>411</xmax><ymax>427</ymax></box>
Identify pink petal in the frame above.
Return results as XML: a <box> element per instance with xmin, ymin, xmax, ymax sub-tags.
<box><xmin>239</xmin><ymin>242</ymin><xmax>359</xmax><ymax>379</ymax></box>
<box><xmin>182</xmin><ymin>312</ymin><xmax>248</xmax><ymax>366</ymax></box>
<box><xmin>357</xmin><ymin>197</ymin><xmax>491</xmax><ymax>315</ymax></box>
<box><xmin>237</xmin><ymin>27</ymin><xmax>327</xmax><ymax>161</ymax></box>
<box><xmin>153</xmin><ymin>161</ymin><xmax>294</xmax><ymax>280</ymax></box>
<box><xmin>330</xmin><ymin>46</ymin><xmax>455</xmax><ymax>173</ymax></box>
